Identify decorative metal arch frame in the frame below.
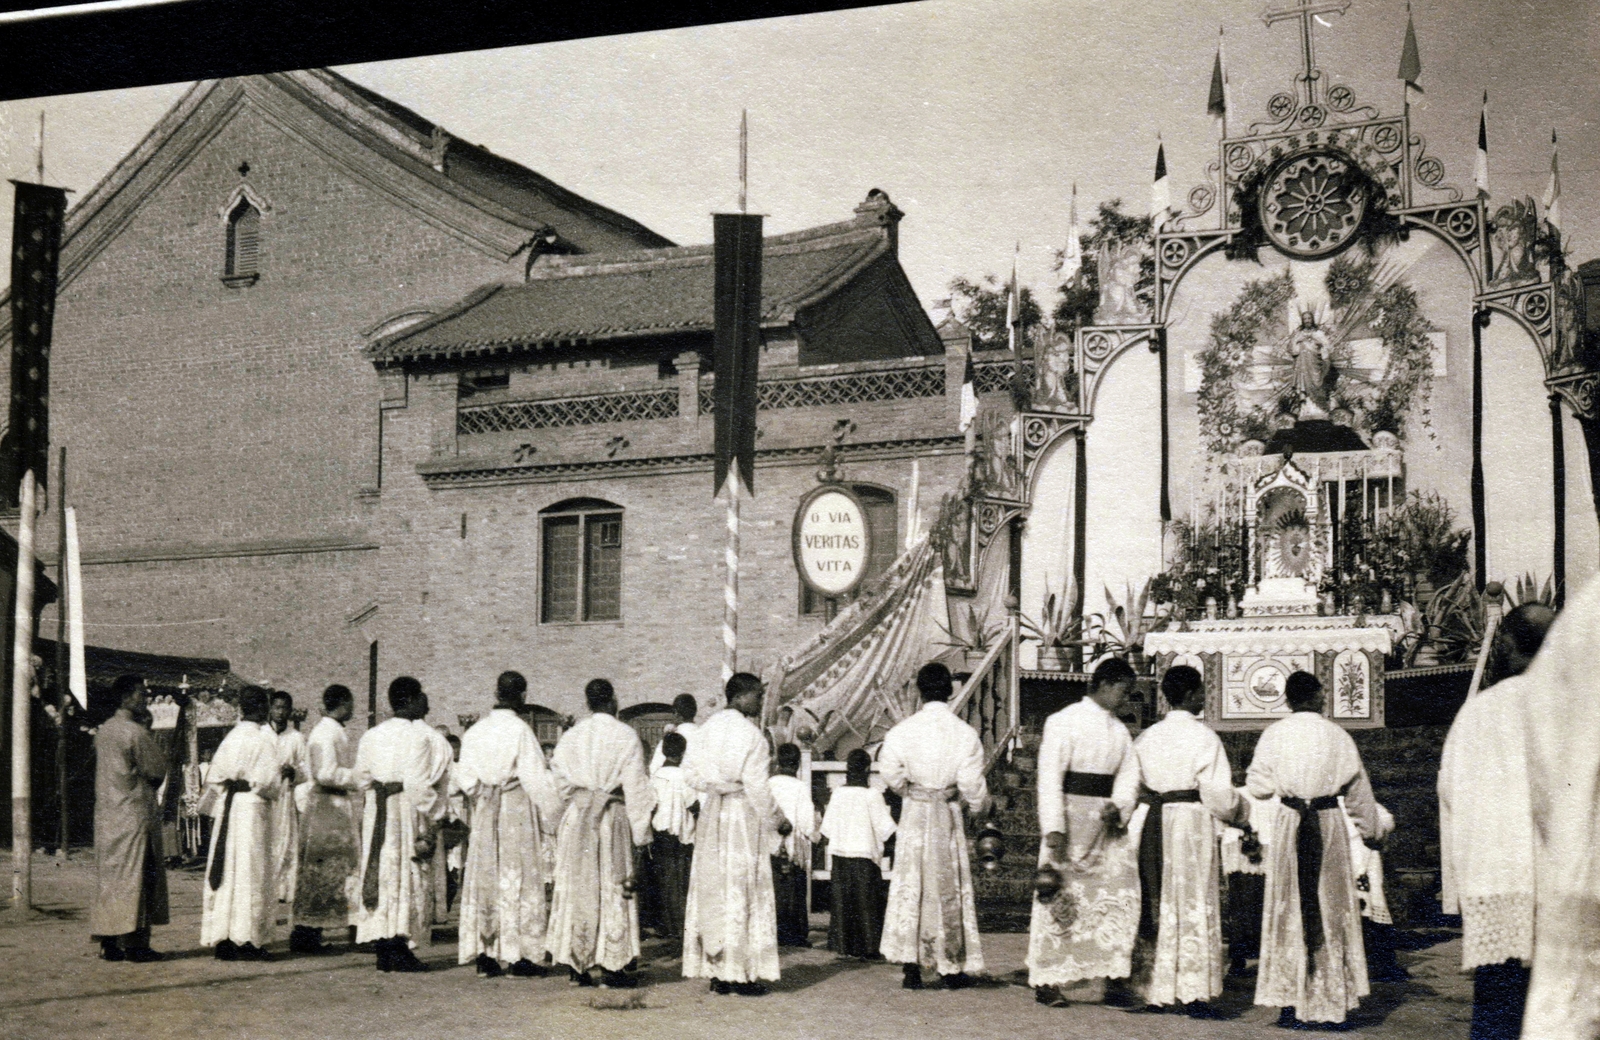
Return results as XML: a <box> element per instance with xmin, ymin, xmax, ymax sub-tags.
<box><xmin>1020</xmin><ymin>413</ymin><xmax>1086</xmax><ymax>499</ymax></box>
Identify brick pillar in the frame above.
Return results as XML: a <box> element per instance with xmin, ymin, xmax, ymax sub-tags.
<box><xmin>941</xmin><ymin>321</ymin><xmax>973</xmax><ymax>427</ymax></box>
<box><xmin>423</xmin><ymin>372</ymin><xmax>459</xmax><ymax>459</ymax></box>
<box><xmin>676</xmin><ymin>351</ymin><xmax>703</xmax><ymax>427</ymax></box>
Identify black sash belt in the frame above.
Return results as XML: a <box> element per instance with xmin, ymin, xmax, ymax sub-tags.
<box><xmin>1063</xmin><ymin>771</ymin><xmax>1114</xmax><ymax>798</ymax></box>
<box><xmin>1281</xmin><ymin>794</ymin><xmax>1341</xmax><ymax>965</ymax></box>
<box><xmin>1136</xmin><ymin>788</ymin><xmax>1202</xmax><ymax>940</ymax></box>
<box><xmin>207</xmin><ymin>780</ymin><xmax>251</xmax><ymax>891</ymax></box>
<box><xmin>362</xmin><ymin>781</ymin><xmax>406</xmax><ymax>911</ymax></box>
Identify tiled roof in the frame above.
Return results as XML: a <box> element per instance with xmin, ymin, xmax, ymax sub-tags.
<box><xmin>368</xmin><ymin>198</ymin><xmax>901</xmax><ymax>363</ymax></box>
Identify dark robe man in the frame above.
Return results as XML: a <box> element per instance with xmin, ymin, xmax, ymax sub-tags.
<box><xmin>89</xmin><ymin>674</ymin><xmax>170</xmax><ymax>961</ymax></box>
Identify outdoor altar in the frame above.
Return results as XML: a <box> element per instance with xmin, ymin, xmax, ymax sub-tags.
<box><xmin>1144</xmin><ymin>431</ymin><xmax>1402</xmax><ymax>728</ymax></box>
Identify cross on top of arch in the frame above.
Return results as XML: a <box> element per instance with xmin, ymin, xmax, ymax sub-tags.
<box><xmin>1261</xmin><ymin>0</ymin><xmax>1351</xmax><ymax>106</ymax></box>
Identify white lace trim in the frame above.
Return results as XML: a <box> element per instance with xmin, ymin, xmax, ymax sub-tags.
<box><xmin>1459</xmin><ymin>893</ymin><xmax>1533</xmax><ymax>969</ymax></box>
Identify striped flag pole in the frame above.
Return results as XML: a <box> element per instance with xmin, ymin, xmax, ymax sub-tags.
<box><xmin>722</xmin><ymin>470</ymin><xmax>741</xmax><ymax>686</ymax></box>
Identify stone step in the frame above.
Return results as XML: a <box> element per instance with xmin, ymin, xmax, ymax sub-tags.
<box><xmin>973</xmin><ymin>877</ymin><xmax>1038</xmax><ymax>903</ymax></box>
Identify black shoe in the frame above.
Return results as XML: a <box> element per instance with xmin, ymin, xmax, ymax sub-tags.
<box><xmin>600</xmin><ymin>970</ymin><xmax>638</xmax><ymax>989</ymax></box>
<box><xmin>1103</xmin><ymin>985</ymin><xmax>1140</xmax><ymax>1008</ymax></box>
<box><xmin>375</xmin><ymin>939</ymin><xmax>396</xmax><ymax>972</ymax></box>
<box><xmin>213</xmin><ymin>940</ymin><xmax>239</xmax><ymax>962</ymax></box>
<box><xmin>289</xmin><ymin>927</ymin><xmax>330</xmax><ymax>955</ymax></box>
<box><xmin>1035</xmin><ymin>986</ymin><xmax>1069</xmax><ymax>1008</ymax></box>
<box><xmin>1185</xmin><ymin>1001</ymin><xmax>1224</xmax><ymax>1020</ymax></box>
<box><xmin>509</xmin><ymin>959</ymin><xmax>546</xmax><ymax>978</ymax></box>
<box><xmin>100</xmin><ymin>940</ymin><xmax>126</xmax><ymax>962</ymax></box>
<box><xmin>389</xmin><ymin>946</ymin><xmax>428</xmax><ymax>973</ymax></box>
<box><xmin>941</xmin><ymin>972</ymin><xmax>974</xmax><ymax>990</ymax></box>
<box><xmin>710</xmin><ymin>979</ymin><xmax>732</xmax><ymax>995</ymax></box>
<box><xmin>125</xmin><ymin>947</ymin><xmax>164</xmax><ymax>963</ymax></box>
<box><xmin>733</xmin><ymin>982</ymin><xmax>769</xmax><ymax>996</ymax></box>
<box><xmin>236</xmin><ymin>943</ymin><xmax>272</xmax><ymax>962</ymax></box>
<box><xmin>569</xmin><ymin>968</ymin><xmax>595</xmax><ymax>987</ymax></box>
<box><xmin>477</xmin><ymin>954</ymin><xmax>505</xmax><ymax>978</ymax></box>
<box><xmin>902</xmin><ymin>965</ymin><xmax>924</xmax><ymax>990</ymax></box>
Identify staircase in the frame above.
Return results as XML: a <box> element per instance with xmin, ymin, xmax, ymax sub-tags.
<box><xmin>972</xmin><ymin>720</ymin><xmax>1042</xmax><ymax>932</ymax></box>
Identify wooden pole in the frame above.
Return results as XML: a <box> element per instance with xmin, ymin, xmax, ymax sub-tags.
<box><xmin>10</xmin><ymin>471</ymin><xmax>38</xmax><ymax>915</ymax></box>
<box><xmin>367</xmin><ymin>640</ymin><xmax>378</xmax><ymax>730</ymax></box>
<box><xmin>54</xmin><ymin>448</ymin><xmax>66</xmax><ymax>857</ymax></box>
<box><xmin>1552</xmin><ymin>394</ymin><xmax>1567</xmax><ymax>608</ymax></box>
<box><xmin>1471</xmin><ymin>310</ymin><xmax>1488</xmax><ymax>590</ymax></box>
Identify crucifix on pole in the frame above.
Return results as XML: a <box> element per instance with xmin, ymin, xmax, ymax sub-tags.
<box><xmin>1261</xmin><ymin>0</ymin><xmax>1350</xmax><ymax>105</ymax></box>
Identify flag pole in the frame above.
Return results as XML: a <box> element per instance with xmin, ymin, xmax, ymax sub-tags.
<box><xmin>723</xmin><ymin>471</ymin><xmax>740</xmax><ymax>686</ymax></box>
<box><xmin>54</xmin><ymin>447</ymin><xmax>67</xmax><ymax>860</ymax></box>
<box><xmin>10</xmin><ymin>470</ymin><xmax>38</xmax><ymax>917</ymax></box>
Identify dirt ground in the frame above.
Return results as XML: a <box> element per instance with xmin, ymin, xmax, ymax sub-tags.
<box><xmin>0</xmin><ymin>853</ymin><xmax>1474</xmax><ymax>1040</ymax></box>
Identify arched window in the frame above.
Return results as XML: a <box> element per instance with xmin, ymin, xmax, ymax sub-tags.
<box><xmin>225</xmin><ymin>199</ymin><xmax>260</xmax><ymax>279</ymax></box>
<box><xmin>801</xmin><ymin>484</ymin><xmax>897</xmax><ymax>615</ymax></box>
<box><xmin>541</xmin><ymin>497</ymin><xmax>623</xmax><ymax>623</ymax></box>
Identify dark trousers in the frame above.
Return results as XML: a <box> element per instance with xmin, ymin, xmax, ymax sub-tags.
<box><xmin>1226</xmin><ymin>871</ymin><xmax>1265</xmax><ymax>964</ymax></box>
<box><xmin>772</xmin><ymin>855</ymin><xmax>810</xmax><ymax>946</ymax></box>
<box><xmin>827</xmin><ymin>856</ymin><xmax>886</xmax><ymax>958</ymax></box>
<box><xmin>649</xmin><ymin>833</ymin><xmax>693</xmax><ymax>940</ymax></box>
<box><xmin>1471</xmin><ymin>960</ymin><xmax>1531</xmax><ymax>1040</ymax></box>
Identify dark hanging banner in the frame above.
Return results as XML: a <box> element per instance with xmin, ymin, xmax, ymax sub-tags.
<box><xmin>6</xmin><ymin>181</ymin><xmax>70</xmax><ymax>505</ymax></box>
<box><xmin>712</xmin><ymin>212</ymin><xmax>763</xmax><ymax>497</ymax></box>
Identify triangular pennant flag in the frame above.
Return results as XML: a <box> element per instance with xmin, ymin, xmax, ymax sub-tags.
<box><xmin>1061</xmin><ymin>182</ymin><xmax>1083</xmax><ymax>282</ymax></box>
<box><xmin>1207</xmin><ymin>47</ymin><xmax>1226</xmax><ymax>120</ymax></box>
<box><xmin>1151</xmin><ymin>140</ymin><xmax>1171</xmax><ymax>225</ymax></box>
<box><xmin>1474</xmin><ymin>91</ymin><xmax>1489</xmax><ymax>200</ymax></box>
<box><xmin>1007</xmin><ymin>244</ymin><xmax>1020</xmax><ymax>330</ymax></box>
<box><xmin>1398</xmin><ymin>9</ymin><xmax>1423</xmax><ymax>95</ymax></box>
<box><xmin>1544</xmin><ymin>128</ymin><xmax>1562</xmax><ymax>232</ymax></box>
<box><xmin>958</xmin><ymin>353</ymin><xmax>978</xmax><ymax>432</ymax></box>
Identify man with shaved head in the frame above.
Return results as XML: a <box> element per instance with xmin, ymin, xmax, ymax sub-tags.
<box><xmin>1439</xmin><ymin>601</ymin><xmax>1557</xmax><ymax>1040</ymax></box>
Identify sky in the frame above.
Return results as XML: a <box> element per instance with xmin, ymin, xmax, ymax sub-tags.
<box><xmin>1</xmin><ymin>0</ymin><xmax>1597</xmax><ymax>308</ymax></box>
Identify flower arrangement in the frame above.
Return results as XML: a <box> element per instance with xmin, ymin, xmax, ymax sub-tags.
<box><xmin>1149</xmin><ymin>516</ymin><xmax>1249</xmax><ymax>620</ymax></box>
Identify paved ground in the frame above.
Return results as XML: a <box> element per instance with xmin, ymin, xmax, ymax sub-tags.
<box><xmin>0</xmin><ymin>853</ymin><xmax>1473</xmax><ymax>1040</ymax></box>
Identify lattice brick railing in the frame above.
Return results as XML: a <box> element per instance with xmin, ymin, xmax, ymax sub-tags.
<box><xmin>972</xmin><ymin>357</ymin><xmax>1033</xmax><ymax>395</ymax></box>
<box><xmin>698</xmin><ymin>364</ymin><xmax>945</xmax><ymax>414</ymax></box>
<box><xmin>458</xmin><ymin>389</ymin><xmax>679</xmax><ymax>434</ymax></box>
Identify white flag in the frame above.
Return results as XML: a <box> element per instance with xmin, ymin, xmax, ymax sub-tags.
<box><xmin>1543</xmin><ymin>128</ymin><xmax>1562</xmax><ymax>232</ymax></box>
<box><xmin>958</xmin><ymin>354</ymin><xmax>978</xmax><ymax>432</ymax></box>
<box><xmin>1473</xmin><ymin>92</ymin><xmax>1489</xmax><ymax>200</ymax></box>
<box><xmin>1151</xmin><ymin>140</ymin><xmax>1170</xmax><ymax>226</ymax></box>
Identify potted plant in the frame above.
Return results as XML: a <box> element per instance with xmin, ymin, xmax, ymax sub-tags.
<box><xmin>936</xmin><ymin>602</ymin><xmax>1007</xmax><ymax>672</ymax></box>
<box><xmin>1099</xmin><ymin>579</ymin><xmax>1155</xmax><ymax>670</ymax></box>
<box><xmin>1022</xmin><ymin>579</ymin><xmax>1083</xmax><ymax>672</ymax></box>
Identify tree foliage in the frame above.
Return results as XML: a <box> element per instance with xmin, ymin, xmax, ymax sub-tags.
<box><xmin>945</xmin><ymin>274</ymin><xmax>1044</xmax><ymax>352</ymax></box>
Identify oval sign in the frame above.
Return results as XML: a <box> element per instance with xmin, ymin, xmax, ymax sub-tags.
<box><xmin>793</xmin><ymin>485</ymin><xmax>872</xmax><ymax>599</ymax></box>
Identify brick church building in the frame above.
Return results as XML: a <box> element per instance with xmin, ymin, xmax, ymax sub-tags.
<box><xmin>1</xmin><ymin>70</ymin><xmax>983</xmax><ymax>725</ymax></box>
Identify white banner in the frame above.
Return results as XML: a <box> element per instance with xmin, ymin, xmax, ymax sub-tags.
<box><xmin>65</xmin><ymin>507</ymin><xmax>87</xmax><ymax>709</ymax></box>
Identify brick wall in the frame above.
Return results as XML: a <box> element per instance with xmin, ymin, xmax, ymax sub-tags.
<box><xmin>374</xmin><ymin>368</ymin><xmax>968</xmax><ymax>723</ymax></box>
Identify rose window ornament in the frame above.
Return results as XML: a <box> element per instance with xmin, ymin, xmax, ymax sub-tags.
<box><xmin>1415</xmin><ymin>156</ymin><xmax>1445</xmax><ymax>186</ymax></box>
<box><xmin>1298</xmin><ymin>104</ymin><xmax>1326</xmax><ymax>128</ymax></box>
<box><xmin>1227</xmin><ymin>143</ymin><xmax>1256</xmax><ymax>173</ymax></box>
<box><xmin>1083</xmin><ymin>331</ymin><xmax>1114</xmax><ymax>362</ymax></box>
<box><xmin>1327</xmin><ymin>85</ymin><xmax>1354</xmax><ymax>112</ymax></box>
<box><xmin>1258</xmin><ymin>150</ymin><xmax>1369</xmax><ymax>259</ymax></box>
<box><xmin>1187</xmin><ymin>184</ymin><xmax>1215</xmax><ymax>215</ymax></box>
<box><xmin>1522</xmin><ymin>290</ymin><xmax>1550</xmax><ymax>323</ymax></box>
<box><xmin>1267</xmin><ymin>92</ymin><xmax>1297</xmax><ymax>121</ymax></box>
<box><xmin>1160</xmin><ymin>238</ymin><xmax>1191</xmax><ymax>269</ymax></box>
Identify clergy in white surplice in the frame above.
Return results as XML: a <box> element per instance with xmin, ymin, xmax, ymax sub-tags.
<box><xmin>545</xmin><ymin>679</ymin><xmax>655</xmax><ymax>988</ymax></box>
<box><xmin>1441</xmin><ymin>604</ymin><xmax>1553</xmax><ymax>1040</ymax></box>
<box><xmin>456</xmin><ymin>671</ymin><xmax>563</xmax><ymax>978</ymax></box>
<box><xmin>291</xmin><ymin>684</ymin><xmax>361</xmax><ymax>954</ymax></box>
<box><xmin>877</xmin><ymin>661</ymin><xmax>989</xmax><ymax>989</ymax></box>
<box><xmin>201</xmin><ymin>688</ymin><xmax>286</xmax><ymax>960</ymax></box>
<box><xmin>1127</xmin><ymin>666</ymin><xmax>1249</xmax><ymax>1010</ymax></box>
<box><xmin>267</xmin><ymin>691</ymin><xmax>311</xmax><ymax>911</ymax></box>
<box><xmin>1514</xmin><ymin>582</ymin><xmax>1600</xmax><ymax>1040</ymax></box>
<box><xmin>682</xmin><ymin>672</ymin><xmax>786</xmax><ymax>995</ymax></box>
<box><xmin>353</xmin><ymin>677</ymin><xmax>450</xmax><ymax>973</ymax></box>
<box><xmin>649</xmin><ymin>693</ymin><xmax>700</xmax><ymax>775</ymax></box>
<box><xmin>1027</xmin><ymin>656</ymin><xmax>1142</xmax><ymax>1004</ymax></box>
<box><xmin>1247</xmin><ymin>671</ymin><xmax>1382</xmax><ymax>1027</ymax></box>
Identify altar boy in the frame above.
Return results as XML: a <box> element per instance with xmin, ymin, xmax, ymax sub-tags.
<box><xmin>820</xmin><ymin>749</ymin><xmax>895</xmax><ymax>959</ymax></box>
